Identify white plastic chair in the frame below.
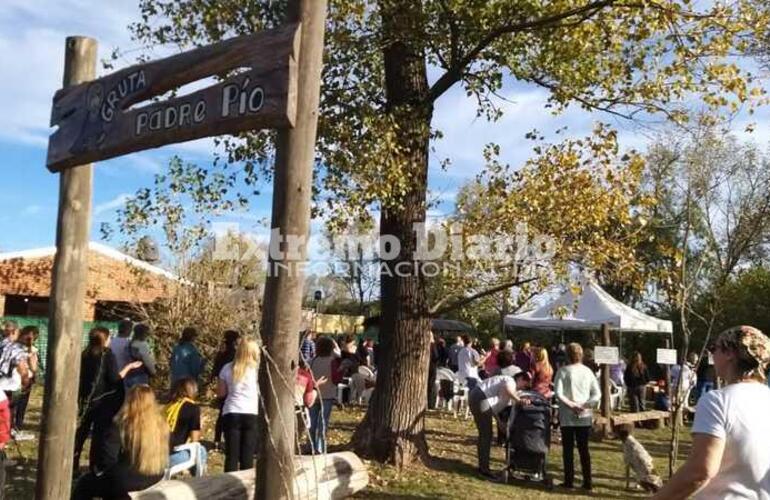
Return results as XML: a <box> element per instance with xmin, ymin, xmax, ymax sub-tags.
<box><xmin>336</xmin><ymin>377</ymin><xmax>351</xmax><ymax>405</ymax></box>
<box><xmin>350</xmin><ymin>366</ymin><xmax>376</xmax><ymax>404</ymax></box>
<box><xmin>164</xmin><ymin>443</ymin><xmax>206</xmax><ymax>479</ymax></box>
<box><xmin>609</xmin><ymin>379</ymin><xmax>624</xmax><ymax>411</ymax></box>
<box><xmin>435</xmin><ymin>368</ymin><xmax>457</xmax><ymax>411</ymax></box>
<box><xmin>453</xmin><ymin>372</ymin><xmax>471</xmax><ymax>419</ymax></box>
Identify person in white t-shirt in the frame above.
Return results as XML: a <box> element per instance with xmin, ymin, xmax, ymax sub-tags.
<box><xmin>652</xmin><ymin>325</ymin><xmax>770</xmax><ymax>500</ymax></box>
<box><xmin>217</xmin><ymin>338</ymin><xmax>260</xmax><ymax>472</ymax></box>
<box><xmin>457</xmin><ymin>335</ymin><xmax>488</xmax><ymax>391</ymax></box>
<box><xmin>468</xmin><ymin>350</ymin><xmax>527</xmax><ymax>479</ymax></box>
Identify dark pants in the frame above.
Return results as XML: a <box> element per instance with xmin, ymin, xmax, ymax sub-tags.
<box><xmin>0</xmin><ymin>450</ymin><xmax>6</xmax><ymax>500</ymax></box>
<box><xmin>12</xmin><ymin>391</ymin><xmax>30</xmax><ymax>430</ymax></box>
<box><xmin>427</xmin><ymin>368</ymin><xmax>437</xmax><ymax>410</ymax></box>
<box><xmin>74</xmin><ymin>406</ymin><xmax>95</xmax><ymax>464</ymax></box>
<box><xmin>469</xmin><ymin>387</ymin><xmax>494</xmax><ymax>473</ymax></box>
<box><xmin>562</xmin><ymin>426</ymin><xmax>591</xmax><ymax>488</ymax></box>
<box><xmin>466</xmin><ymin>378</ymin><xmax>479</xmax><ymax>391</ymax></box>
<box><xmin>629</xmin><ymin>385</ymin><xmax>646</xmax><ymax>412</ymax></box>
<box><xmin>223</xmin><ymin>413</ymin><xmax>258</xmax><ymax>472</ymax></box>
<box><xmin>214</xmin><ymin>398</ymin><xmax>225</xmax><ymax>444</ymax></box>
<box><xmin>2</xmin><ymin>393</ymin><xmax>12</xmax><ymax>432</ymax></box>
<box><xmin>74</xmin><ymin>402</ymin><xmax>120</xmax><ymax>468</ymax></box>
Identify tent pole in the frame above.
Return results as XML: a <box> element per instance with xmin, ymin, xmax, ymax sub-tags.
<box><xmin>600</xmin><ymin>323</ymin><xmax>612</xmax><ymax>438</ymax></box>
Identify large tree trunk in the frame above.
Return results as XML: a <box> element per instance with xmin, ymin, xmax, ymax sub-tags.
<box><xmin>351</xmin><ymin>0</ymin><xmax>433</xmax><ymax>468</ymax></box>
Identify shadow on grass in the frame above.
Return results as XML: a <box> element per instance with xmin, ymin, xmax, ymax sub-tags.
<box><xmin>359</xmin><ymin>493</ymin><xmax>451</xmax><ymax>500</ymax></box>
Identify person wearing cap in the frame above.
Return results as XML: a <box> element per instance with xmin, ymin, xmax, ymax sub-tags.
<box><xmin>651</xmin><ymin>325</ymin><xmax>770</xmax><ymax>500</ymax></box>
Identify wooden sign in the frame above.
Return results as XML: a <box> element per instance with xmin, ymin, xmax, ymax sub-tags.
<box><xmin>656</xmin><ymin>348</ymin><xmax>678</xmax><ymax>365</ymax></box>
<box><xmin>594</xmin><ymin>346</ymin><xmax>619</xmax><ymax>365</ymax></box>
<box><xmin>47</xmin><ymin>24</ymin><xmax>300</xmax><ymax>171</ymax></box>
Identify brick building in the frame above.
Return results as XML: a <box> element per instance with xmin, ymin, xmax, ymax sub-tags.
<box><xmin>0</xmin><ymin>242</ymin><xmax>177</xmax><ymax>321</ymax></box>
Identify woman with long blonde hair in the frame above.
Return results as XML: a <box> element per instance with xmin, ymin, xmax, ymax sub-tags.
<box><xmin>217</xmin><ymin>338</ymin><xmax>260</xmax><ymax>472</ymax></box>
<box><xmin>532</xmin><ymin>347</ymin><xmax>554</xmax><ymax>397</ymax></box>
<box><xmin>73</xmin><ymin>385</ymin><xmax>167</xmax><ymax>499</ymax></box>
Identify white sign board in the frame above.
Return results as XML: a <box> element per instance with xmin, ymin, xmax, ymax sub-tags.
<box><xmin>657</xmin><ymin>348</ymin><xmax>678</xmax><ymax>365</ymax></box>
<box><xmin>594</xmin><ymin>346</ymin><xmax>619</xmax><ymax>365</ymax></box>
<box><xmin>708</xmin><ymin>353</ymin><xmax>714</xmax><ymax>365</ymax></box>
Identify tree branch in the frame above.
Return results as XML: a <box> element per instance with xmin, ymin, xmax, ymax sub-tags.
<box><xmin>429</xmin><ymin>276</ymin><xmax>538</xmax><ymax>316</ymax></box>
<box><xmin>427</xmin><ymin>0</ymin><xmax>617</xmax><ymax>102</ymax></box>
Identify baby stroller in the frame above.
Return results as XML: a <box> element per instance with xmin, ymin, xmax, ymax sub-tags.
<box><xmin>500</xmin><ymin>391</ymin><xmax>554</xmax><ymax>489</ymax></box>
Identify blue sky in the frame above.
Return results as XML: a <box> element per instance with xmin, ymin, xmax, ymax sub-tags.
<box><xmin>1</xmin><ymin>0</ymin><xmax>767</xmax><ymax>256</ymax></box>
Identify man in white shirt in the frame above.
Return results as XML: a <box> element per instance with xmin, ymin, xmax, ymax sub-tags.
<box><xmin>457</xmin><ymin>335</ymin><xmax>487</xmax><ymax>390</ymax></box>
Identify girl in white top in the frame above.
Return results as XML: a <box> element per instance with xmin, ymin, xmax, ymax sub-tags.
<box><xmin>217</xmin><ymin>338</ymin><xmax>260</xmax><ymax>472</ymax></box>
<box><xmin>652</xmin><ymin>325</ymin><xmax>770</xmax><ymax>500</ymax></box>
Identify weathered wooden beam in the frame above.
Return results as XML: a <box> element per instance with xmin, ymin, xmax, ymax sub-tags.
<box><xmin>47</xmin><ymin>24</ymin><xmax>300</xmax><ymax>171</ymax></box>
<box><xmin>610</xmin><ymin>410</ymin><xmax>671</xmax><ymax>426</ymax></box>
<box><xmin>130</xmin><ymin>452</ymin><xmax>369</xmax><ymax>500</ymax></box>
<box><xmin>256</xmin><ymin>1</ymin><xmax>327</xmax><ymax>499</ymax></box>
<box><xmin>36</xmin><ymin>36</ymin><xmax>96</xmax><ymax>500</ymax></box>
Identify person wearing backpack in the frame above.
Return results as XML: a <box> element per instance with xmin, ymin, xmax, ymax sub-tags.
<box><xmin>12</xmin><ymin>326</ymin><xmax>39</xmax><ymax>433</ymax></box>
<box><xmin>0</xmin><ymin>325</ymin><xmax>32</xmax><ymax>438</ymax></box>
<box><xmin>124</xmin><ymin>324</ymin><xmax>157</xmax><ymax>389</ymax></box>
<box><xmin>74</xmin><ymin>327</ymin><xmax>142</xmax><ymax>468</ymax></box>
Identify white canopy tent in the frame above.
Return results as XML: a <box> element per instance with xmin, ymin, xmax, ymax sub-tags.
<box><xmin>505</xmin><ymin>281</ymin><xmax>673</xmax><ymax>334</ymax></box>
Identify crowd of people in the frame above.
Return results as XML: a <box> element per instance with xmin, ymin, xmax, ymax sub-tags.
<box><xmin>7</xmin><ymin>319</ymin><xmax>260</xmax><ymax>499</ymax></box>
<box><xmin>449</xmin><ymin>327</ymin><xmax>770</xmax><ymax>498</ymax></box>
<box><xmin>297</xmin><ymin>330</ymin><xmax>376</xmax><ymax>454</ymax></box>
<box><xmin>0</xmin><ymin>317</ymin><xmax>768</xmax><ymax>498</ymax></box>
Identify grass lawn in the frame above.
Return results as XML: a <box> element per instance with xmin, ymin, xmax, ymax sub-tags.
<box><xmin>7</xmin><ymin>386</ymin><xmax>690</xmax><ymax>499</ymax></box>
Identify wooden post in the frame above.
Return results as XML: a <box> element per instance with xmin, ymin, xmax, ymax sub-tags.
<box><xmin>256</xmin><ymin>1</ymin><xmax>327</xmax><ymax>499</ymax></box>
<box><xmin>664</xmin><ymin>337</ymin><xmax>672</xmax><ymax>400</ymax></box>
<box><xmin>36</xmin><ymin>36</ymin><xmax>96</xmax><ymax>500</ymax></box>
<box><xmin>600</xmin><ymin>323</ymin><xmax>612</xmax><ymax>438</ymax></box>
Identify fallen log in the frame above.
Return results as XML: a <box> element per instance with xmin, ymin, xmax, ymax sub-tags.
<box><xmin>130</xmin><ymin>451</ymin><xmax>368</xmax><ymax>500</ymax></box>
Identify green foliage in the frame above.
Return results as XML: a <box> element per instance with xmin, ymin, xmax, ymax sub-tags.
<box><xmin>123</xmin><ymin>0</ymin><xmax>770</xmax><ymax>231</ymax></box>
<box><xmin>134</xmin><ymin>232</ymin><xmax>265</xmax><ymax>388</ymax></box>
<box><xmin>427</xmin><ymin>125</ymin><xmax>659</xmax><ymax>319</ymax></box>
<box><xmin>639</xmin><ymin>125</ymin><xmax>770</xmax><ymax>336</ymax></box>
<box><xmin>689</xmin><ymin>266</ymin><xmax>770</xmax><ymax>351</ymax></box>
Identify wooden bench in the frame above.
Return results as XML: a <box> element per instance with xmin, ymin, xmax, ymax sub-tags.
<box><xmin>130</xmin><ymin>452</ymin><xmax>368</xmax><ymax>499</ymax></box>
<box><xmin>595</xmin><ymin>410</ymin><xmax>671</xmax><ymax>429</ymax></box>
